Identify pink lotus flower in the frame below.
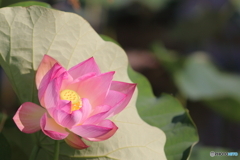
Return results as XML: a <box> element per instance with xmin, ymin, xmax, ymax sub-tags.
<box><xmin>13</xmin><ymin>55</ymin><xmax>136</xmax><ymax>149</ymax></box>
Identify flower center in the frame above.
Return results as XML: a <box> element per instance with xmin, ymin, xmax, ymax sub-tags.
<box><xmin>60</xmin><ymin>89</ymin><xmax>82</xmax><ymax>112</ymax></box>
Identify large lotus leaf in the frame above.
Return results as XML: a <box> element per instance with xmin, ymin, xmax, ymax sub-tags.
<box><xmin>153</xmin><ymin>45</ymin><xmax>240</xmax><ymax>122</ymax></box>
<box><xmin>174</xmin><ymin>52</ymin><xmax>240</xmax><ymax>100</ymax></box>
<box><xmin>0</xmin><ymin>6</ymin><xmax>166</xmax><ymax>160</ymax></box>
<box><xmin>174</xmin><ymin>52</ymin><xmax>240</xmax><ymax>121</ymax></box>
<box><xmin>128</xmin><ymin>67</ymin><xmax>198</xmax><ymax>160</ymax></box>
<box><xmin>153</xmin><ymin>45</ymin><xmax>240</xmax><ymax>101</ymax></box>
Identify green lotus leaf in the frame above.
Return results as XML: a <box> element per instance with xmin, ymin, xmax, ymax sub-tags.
<box><xmin>174</xmin><ymin>53</ymin><xmax>240</xmax><ymax>121</ymax></box>
<box><xmin>0</xmin><ymin>6</ymin><xmax>166</xmax><ymax>160</ymax></box>
<box><xmin>128</xmin><ymin>67</ymin><xmax>198</xmax><ymax>160</ymax></box>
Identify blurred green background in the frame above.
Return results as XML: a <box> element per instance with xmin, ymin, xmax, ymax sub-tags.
<box><xmin>1</xmin><ymin>0</ymin><xmax>240</xmax><ymax>159</ymax></box>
